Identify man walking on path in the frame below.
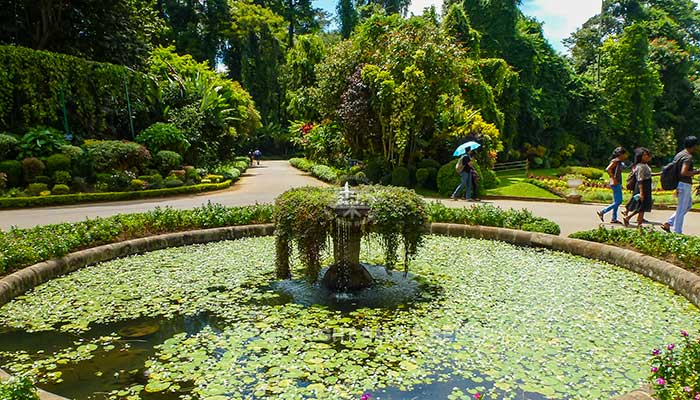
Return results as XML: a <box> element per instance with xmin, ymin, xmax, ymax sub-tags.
<box><xmin>451</xmin><ymin>149</ymin><xmax>475</xmax><ymax>201</ymax></box>
<box><xmin>662</xmin><ymin>136</ymin><xmax>700</xmax><ymax>234</ymax></box>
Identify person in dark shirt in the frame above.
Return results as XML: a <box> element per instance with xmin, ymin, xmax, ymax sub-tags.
<box><xmin>597</xmin><ymin>147</ymin><xmax>628</xmax><ymax>224</ymax></box>
<box><xmin>662</xmin><ymin>136</ymin><xmax>699</xmax><ymax>234</ymax></box>
<box><xmin>451</xmin><ymin>150</ymin><xmax>475</xmax><ymax>200</ymax></box>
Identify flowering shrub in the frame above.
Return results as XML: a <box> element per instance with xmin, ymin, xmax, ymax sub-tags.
<box><xmin>650</xmin><ymin>330</ymin><xmax>700</xmax><ymax>400</ymax></box>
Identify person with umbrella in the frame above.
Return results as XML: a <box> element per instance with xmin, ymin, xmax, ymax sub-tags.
<box><xmin>451</xmin><ymin>141</ymin><xmax>480</xmax><ymax>201</ymax></box>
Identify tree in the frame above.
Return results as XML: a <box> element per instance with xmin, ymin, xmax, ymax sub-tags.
<box><xmin>284</xmin><ymin>34</ymin><xmax>325</xmax><ymax>120</ymax></box>
<box><xmin>0</xmin><ymin>0</ymin><xmax>163</xmax><ymax>66</ymax></box>
<box><xmin>600</xmin><ymin>24</ymin><xmax>662</xmax><ymax>147</ymax></box>
<box><xmin>223</xmin><ymin>1</ymin><xmax>286</xmax><ymax>125</ymax></box>
<box><xmin>155</xmin><ymin>0</ymin><xmax>230</xmax><ymax>66</ymax></box>
<box><xmin>337</xmin><ymin>0</ymin><xmax>358</xmax><ymax>39</ymax></box>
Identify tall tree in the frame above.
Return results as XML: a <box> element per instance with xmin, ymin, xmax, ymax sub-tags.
<box><xmin>224</xmin><ymin>1</ymin><xmax>286</xmax><ymax>124</ymax></box>
<box><xmin>155</xmin><ymin>0</ymin><xmax>230</xmax><ymax>66</ymax></box>
<box><xmin>337</xmin><ymin>0</ymin><xmax>358</xmax><ymax>39</ymax></box>
<box><xmin>600</xmin><ymin>23</ymin><xmax>662</xmax><ymax>147</ymax></box>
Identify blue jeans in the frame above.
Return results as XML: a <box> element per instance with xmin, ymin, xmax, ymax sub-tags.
<box><xmin>452</xmin><ymin>171</ymin><xmax>472</xmax><ymax>199</ymax></box>
<box><xmin>666</xmin><ymin>182</ymin><xmax>693</xmax><ymax>234</ymax></box>
<box><xmin>601</xmin><ymin>184</ymin><xmax>623</xmax><ymax>221</ymax></box>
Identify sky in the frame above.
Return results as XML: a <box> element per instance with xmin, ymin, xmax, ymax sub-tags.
<box><xmin>314</xmin><ymin>0</ymin><xmax>700</xmax><ymax>53</ymax></box>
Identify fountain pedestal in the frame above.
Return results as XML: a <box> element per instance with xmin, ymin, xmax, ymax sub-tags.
<box><xmin>321</xmin><ymin>204</ymin><xmax>373</xmax><ymax>291</ymax></box>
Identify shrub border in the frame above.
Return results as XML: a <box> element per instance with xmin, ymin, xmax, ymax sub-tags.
<box><xmin>0</xmin><ymin>180</ymin><xmax>234</xmax><ymax>209</ymax></box>
<box><xmin>2</xmin><ymin>223</ymin><xmax>694</xmax><ymax>399</ymax></box>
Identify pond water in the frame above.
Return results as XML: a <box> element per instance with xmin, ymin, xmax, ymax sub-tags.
<box><xmin>1</xmin><ymin>236</ymin><xmax>698</xmax><ymax>400</ymax></box>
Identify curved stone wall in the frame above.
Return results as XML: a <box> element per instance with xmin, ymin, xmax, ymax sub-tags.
<box><xmin>3</xmin><ymin>223</ymin><xmax>696</xmax><ymax>400</ymax></box>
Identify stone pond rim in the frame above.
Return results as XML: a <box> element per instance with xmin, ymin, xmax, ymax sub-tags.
<box><xmin>0</xmin><ymin>223</ymin><xmax>697</xmax><ymax>400</ymax></box>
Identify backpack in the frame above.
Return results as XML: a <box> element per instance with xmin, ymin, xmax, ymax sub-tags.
<box><xmin>660</xmin><ymin>160</ymin><xmax>680</xmax><ymax>191</ymax></box>
<box><xmin>625</xmin><ymin>166</ymin><xmax>637</xmax><ymax>191</ymax></box>
<box><xmin>455</xmin><ymin>156</ymin><xmax>465</xmax><ymax>173</ymax></box>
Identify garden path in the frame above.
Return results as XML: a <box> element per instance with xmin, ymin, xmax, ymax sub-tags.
<box><xmin>0</xmin><ymin>161</ymin><xmax>326</xmax><ymax>230</ymax></box>
<box><xmin>0</xmin><ymin>161</ymin><xmax>698</xmax><ymax>237</ymax></box>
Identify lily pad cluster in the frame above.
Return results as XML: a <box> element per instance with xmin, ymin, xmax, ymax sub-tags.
<box><xmin>274</xmin><ymin>185</ymin><xmax>429</xmax><ymax>281</ymax></box>
<box><xmin>0</xmin><ymin>236</ymin><xmax>699</xmax><ymax>399</ymax></box>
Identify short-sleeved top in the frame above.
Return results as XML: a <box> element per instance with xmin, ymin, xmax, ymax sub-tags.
<box><xmin>635</xmin><ymin>163</ymin><xmax>652</xmax><ymax>181</ymax></box>
<box><xmin>610</xmin><ymin>159</ymin><xmax>623</xmax><ymax>185</ymax></box>
<box><xmin>673</xmin><ymin>149</ymin><xmax>694</xmax><ymax>184</ymax></box>
<box><xmin>460</xmin><ymin>155</ymin><xmax>472</xmax><ymax>172</ymax></box>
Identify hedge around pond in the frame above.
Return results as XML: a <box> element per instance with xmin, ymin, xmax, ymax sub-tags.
<box><xmin>0</xmin><ymin>180</ymin><xmax>233</xmax><ymax>209</ymax></box>
<box><xmin>0</xmin><ymin>203</ymin><xmax>276</xmax><ymax>276</ymax></box>
<box><xmin>0</xmin><ymin>202</ymin><xmax>561</xmax><ymax>277</ymax></box>
<box><xmin>570</xmin><ymin>227</ymin><xmax>700</xmax><ymax>274</ymax></box>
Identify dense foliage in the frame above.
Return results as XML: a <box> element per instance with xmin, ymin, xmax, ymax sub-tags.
<box><xmin>0</xmin><ymin>203</ymin><xmax>275</xmax><ymax>275</ymax></box>
<box><xmin>570</xmin><ymin>227</ymin><xmax>700</xmax><ymax>272</ymax></box>
<box><xmin>0</xmin><ymin>376</ymin><xmax>39</xmax><ymax>400</ymax></box>
<box><xmin>650</xmin><ymin>330</ymin><xmax>700</xmax><ymax>400</ymax></box>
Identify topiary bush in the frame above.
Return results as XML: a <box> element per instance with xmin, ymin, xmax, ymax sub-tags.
<box><xmin>558</xmin><ymin>166</ymin><xmax>605</xmax><ymax>180</ymax></box>
<box><xmin>415</xmin><ymin>167</ymin><xmax>438</xmax><ymax>190</ymax></box>
<box><xmin>130</xmin><ymin>179</ymin><xmax>147</xmax><ymax>191</ymax></box>
<box><xmin>289</xmin><ymin>157</ymin><xmax>314</xmax><ymax>171</ymax></box>
<box><xmin>18</xmin><ymin>127</ymin><xmax>67</xmax><ymax>158</ymax></box>
<box><xmin>26</xmin><ymin>183</ymin><xmax>48</xmax><ymax>196</ymax></box>
<box><xmin>53</xmin><ymin>170</ymin><xmax>71</xmax><ymax>185</ymax></box>
<box><xmin>139</xmin><ymin>174</ymin><xmax>163</xmax><ymax>189</ymax></box>
<box><xmin>86</xmin><ymin>141</ymin><xmax>151</xmax><ymax>172</ymax></box>
<box><xmin>45</xmin><ymin>154</ymin><xmax>71</xmax><ymax>174</ymax></box>
<box><xmin>155</xmin><ymin>151</ymin><xmax>182</xmax><ymax>176</ymax></box>
<box><xmin>60</xmin><ymin>145</ymin><xmax>84</xmax><ymax>161</ymax></box>
<box><xmin>0</xmin><ymin>160</ymin><xmax>22</xmax><ymax>187</ymax></box>
<box><xmin>51</xmin><ymin>184</ymin><xmax>70</xmax><ymax>195</ymax></box>
<box><xmin>136</xmin><ymin>122</ymin><xmax>190</xmax><ymax>155</ymax></box>
<box><xmin>0</xmin><ymin>133</ymin><xmax>19</xmax><ymax>159</ymax></box>
<box><xmin>365</xmin><ymin>158</ymin><xmax>389</xmax><ymax>183</ymax></box>
<box><xmin>164</xmin><ymin>177</ymin><xmax>184</xmax><ymax>188</ymax></box>
<box><xmin>417</xmin><ymin>158</ymin><xmax>441</xmax><ymax>170</ymax></box>
<box><xmin>34</xmin><ymin>175</ymin><xmax>51</xmax><ymax>185</ymax></box>
<box><xmin>391</xmin><ymin>166</ymin><xmax>411</xmax><ymax>187</ymax></box>
<box><xmin>437</xmin><ymin>159</ymin><xmax>461</xmax><ymax>196</ymax></box>
<box><xmin>21</xmin><ymin>157</ymin><xmax>45</xmax><ymax>183</ymax></box>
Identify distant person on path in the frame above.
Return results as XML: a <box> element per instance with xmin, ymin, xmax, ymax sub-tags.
<box><xmin>662</xmin><ymin>136</ymin><xmax>700</xmax><ymax>234</ymax></box>
<box><xmin>253</xmin><ymin>149</ymin><xmax>262</xmax><ymax>166</ymax></box>
<box><xmin>248</xmin><ymin>151</ymin><xmax>254</xmax><ymax>165</ymax></box>
<box><xmin>624</xmin><ymin>148</ymin><xmax>654</xmax><ymax>228</ymax></box>
<box><xmin>597</xmin><ymin>147</ymin><xmax>628</xmax><ymax>224</ymax></box>
<box><xmin>451</xmin><ymin>149</ymin><xmax>475</xmax><ymax>201</ymax></box>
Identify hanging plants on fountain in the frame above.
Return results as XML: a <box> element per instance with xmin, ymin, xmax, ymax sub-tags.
<box><xmin>274</xmin><ymin>185</ymin><xmax>429</xmax><ymax>290</ymax></box>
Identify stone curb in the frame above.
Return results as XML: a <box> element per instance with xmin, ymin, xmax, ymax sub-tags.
<box><xmin>3</xmin><ymin>223</ymin><xmax>690</xmax><ymax>400</ymax></box>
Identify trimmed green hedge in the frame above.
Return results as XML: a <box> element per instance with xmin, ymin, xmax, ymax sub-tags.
<box><xmin>428</xmin><ymin>202</ymin><xmax>561</xmax><ymax>235</ymax></box>
<box><xmin>0</xmin><ymin>45</ymin><xmax>158</xmax><ymax>135</ymax></box>
<box><xmin>289</xmin><ymin>158</ymin><xmax>339</xmax><ymax>184</ymax></box>
<box><xmin>0</xmin><ymin>180</ymin><xmax>233</xmax><ymax>209</ymax></box>
<box><xmin>570</xmin><ymin>227</ymin><xmax>700</xmax><ymax>273</ymax></box>
<box><xmin>0</xmin><ymin>203</ymin><xmax>276</xmax><ymax>275</ymax></box>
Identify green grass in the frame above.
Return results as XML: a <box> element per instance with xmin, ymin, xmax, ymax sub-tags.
<box><xmin>486</xmin><ymin>181</ymin><xmax>562</xmax><ymax>199</ymax></box>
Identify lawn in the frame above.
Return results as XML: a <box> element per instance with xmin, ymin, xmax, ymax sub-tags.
<box><xmin>485</xmin><ymin>174</ymin><xmax>561</xmax><ymax>199</ymax></box>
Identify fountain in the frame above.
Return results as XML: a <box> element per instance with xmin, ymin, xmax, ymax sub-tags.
<box><xmin>274</xmin><ymin>185</ymin><xmax>429</xmax><ymax>291</ymax></box>
<box><xmin>321</xmin><ymin>183</ymin><xmax>373</xmax><ymax>290</ymax></box>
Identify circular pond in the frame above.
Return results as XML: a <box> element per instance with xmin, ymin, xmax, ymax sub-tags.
<box><xmin>1</xmin><ymin>235</ymin><xmax>698</xmax><ymax>399</ymax></box>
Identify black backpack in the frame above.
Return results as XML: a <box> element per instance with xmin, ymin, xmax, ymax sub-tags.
<box><xmin>625</xmin><ymin>167</ymin><xmax>637</xmax><ymax>191</ymax></box>
<box><xmin>660</xmin><ymin>160</ymin><xmax>680</xmax><ymax>191</ymax></box>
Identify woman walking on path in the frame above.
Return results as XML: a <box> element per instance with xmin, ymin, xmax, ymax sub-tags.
<box><xmin>597</xmin><ymin>147</ymin><xmax>628</xmax><ymax>224</ymax></box>
<box><xmin>624</xmin><ymin>148</ymin><xmax>654</xmax><ymax>228</ymax></box>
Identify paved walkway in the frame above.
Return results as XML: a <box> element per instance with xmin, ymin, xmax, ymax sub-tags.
<box><xmin>0</xmin><ymin>160</ymin><xmax>698</xmax><ymax>237</ymax></box>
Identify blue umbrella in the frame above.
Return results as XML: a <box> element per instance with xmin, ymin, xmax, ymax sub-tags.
<box><xmin>453</xmin><ymin>141</ymin><xmax>481</xmax><ymax>157</ymax></box>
